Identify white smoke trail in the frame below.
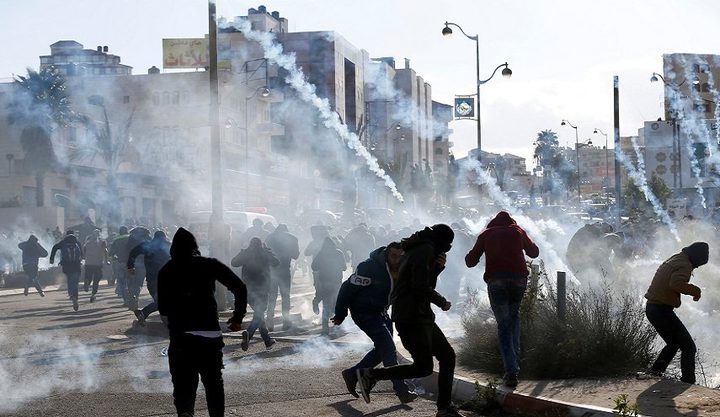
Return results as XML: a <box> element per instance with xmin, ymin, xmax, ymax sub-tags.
<box><xmin>0</xmin><ymin>330</ymin><xmax>103</xmax><ymax>413</ymax></box>
<box><xmin>232</xmin><ymin>20</ymin><xmax>404</xmax><ymax>202</ymax></box>
<box><xmin>615</xmin><ymin>144</ymin><xmax>680</xmax><ymax>241</ymax></box>
<box><xmin>702</xmin><ymin>57</ymin><xmax>720</xmax><ymax>171</ymax></box>
<box><xmin>459</xmin><ymin>159</ymin><xmax>579</xmax><ymax>285</ymax></box>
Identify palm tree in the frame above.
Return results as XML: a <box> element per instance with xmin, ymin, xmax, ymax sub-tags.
<box><xmin>7</xmin><ymin>67</ymin><xmax>76</xmax><ymax>207</ymax></box>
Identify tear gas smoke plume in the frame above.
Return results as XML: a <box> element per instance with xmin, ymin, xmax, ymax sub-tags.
<box><xmin>231</xmin><ymin>19</ymin><xmax>404</xmax><ymax>203</ymax></box>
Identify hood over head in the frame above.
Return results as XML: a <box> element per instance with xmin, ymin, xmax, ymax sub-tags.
<box><xmin>28</xmin><ymin>234</ymin><xmax>38</xmax><ymax>242</ymax></box>
<box><xmin>118</xmin><ymin>226</ymin><xmax>129</xmax><ymax>235</ymax></box>
<box><xmin>252</xmin><ymin>218</ymin><xmax>264</xmax><ymax>227</ymax></box>
<box><xmin>487</xmin><ymin>211</ymin><xmax>517</xmax><ymax>228</ymax></box>
<box><xmin>402</xmin><ymin>224</ymin><xmax>454</xmax><ymax>253</ymax></box>
<box><xmin>681</xmin><ymin>242</ymin><xmax>709</xmax><ymax>268</ymax></box>
<box><xmin>170</xmin><ymin>227</ymin><xmax>200</xmax><ymax>259</ymax></box>
<box><xmin>153</xmin><ymin>230</ymin><xmax>168</xmax><ymax>241</ymax></box>
<box><xmin>275</xmin><ymin>224</ymin><xmax>288</xmax><ymax>233</ymax></box>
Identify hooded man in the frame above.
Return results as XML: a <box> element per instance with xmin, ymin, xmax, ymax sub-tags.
<box><xmin>157</xmin><ymin>228</ymin><xmax>247</xmax><ymax>417</ymax></box>
<box><xmin>18</xmin><ymin>234</ymin><xmax>48</xmax><ymax>297</ymax></box>
<box><xmin>128</xmin><ymin>230</ymin><xmax>171</xmax><ymax>325</ymax></box>
<box><xmin>356</xmin><ymin>224</ymin><xmax>461</xmax><ymax>417</ymax></box>
<box><xmin>264</xmin><ymin>223</ymin><xmax>300</xmax><ymax>331</ymax></box>
<box><xmin>644</xmin><ymin>241</ymin><xmax>708</xmax><ymax>384</ymax></box>
<box><xmin>50</xmin><ymin>230</ymin><xmax>84</xmax><ymax>311</ymax></box>
<box><xmin>332</xmin><ymin>242</ymin><xmax>417</xmax><ymax>404</ymax></box>
<box><xmin>465</xmin><ymin>211</ymin><xmax>539</xmax><ymax>388</ymax></box>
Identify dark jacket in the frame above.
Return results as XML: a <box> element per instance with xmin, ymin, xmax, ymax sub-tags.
<box><xmin>128</xmin><ymin>233</ymin><xmax>171</xmax><ymax>279</ymax></box>
<box><xmin>311</xmin><ymin>237</ymin><xmax>347</xmax><ymax>290</ymax></box>
<box><xmin>231</xmin><ymin>238</ymin><xmax>279</xmax><ymax>295</ymax></box>
<box><xmin>265</xmin><ymin>224</ymin><xmax>299</xmax><ymax>267</ymax></box>
<box><xmin>50</xmin><ymin>235</ymin><xmax>83</xmax><ymax>273</ymax></box>
<box><xmin>465</xmin><ymin>211</ymin><xmax>539</xmax><ymax>282</ymax></box>
<box><xmin>343</xmin><ymin>226</ymin><xmax>376</xmax><ymax>267</ymax></box>
<box><xmin>335</xmin><ymin>246</ymin><xmax>392</xmax><ymax>321</ymax></box>
<box><xmin>157</xmin><ymin>228</ymin><xmax>247</xmax><ymax>338</ymax></box>
<box><xmin>108</xmin><ymin>233</ymin><xmax>131</xmax><ymax>264</ymax></box>
<box><xmin>18</xmin><ymin>235</ymin><xmax>48</xmax><ymax>266</ymax></box>
<box><xmin>391</xmin><ymin>229</ymin><xmax>449</xmax><ymax>324</ymax></box>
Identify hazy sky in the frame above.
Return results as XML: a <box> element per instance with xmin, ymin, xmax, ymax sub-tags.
<box><xmin>1</xmin><ymin>0</ymin><xmax>719</xmax><ymax>165</ymax></box>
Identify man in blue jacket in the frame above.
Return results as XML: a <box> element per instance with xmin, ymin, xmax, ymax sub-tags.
<box><xmin>331</xmin><ymin>242</ymin><xmax>417</xmax><ymax>404</ymax></box>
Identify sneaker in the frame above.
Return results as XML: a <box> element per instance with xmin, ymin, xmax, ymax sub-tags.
<box><xmin>503</xmin><ymin>373</ymin><xmax>519</xmax><ymax>388</ymax></box>
<box><xmin>436</xmin><ymin>405</ymin><xmax>463</xmax><ymax>417</ymax></box>
<box><xmin>39</xmin><ymin>291</ymin><xmax>45</xmax><ymax>298</ymax></box>
<box><xmin>240</xmin><ymin>331</ymin><xmax>249</xmax><ymax>351</ymax></box>
<box><xmin>397</xmin><ymin>391</ymin><xmax>418</xmax><ymax>404</ymax></box>
<box><xmin>90</xmin><ymin>294</ymin><xmax>96</xmax><ymax>303</ymax></box>
<box><xmin>356</xmin><ymin>368</ymin><xmax>376</xmax><ymax>404</ymax></box>
<box><xmin>72</xmin><ymin>299</ymin><xmax>79</xmax><ymax>311</ymax></box>
<box><xmin>341</xmin><ymin>369</ymin><xmax>359</xmax><ymax>398</ymax></box>
<box><xmin>312</xmin><ymin>298</ymin><xmax>320</xmax><ymax>315</ymax></box>
<box><xmin>23</xmin><ymin>288</ymin><xmax>29</xmax><ymax>296</ymax></box>
<box><xmin>264</xmin><ymin>338</ymin><xmax>276</xmax><ymax>350</ymax></box>
<box><xmin>134</xmin><ymin>309</ymin><xmax>146</xmax><ymax>326</ymax></box>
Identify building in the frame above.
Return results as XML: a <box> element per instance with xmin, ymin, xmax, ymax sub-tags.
<box><xmin>661</xmin><ymin>53</ymin><xmax>719</xmax><ymax>121</ymax></box>
<box><xmin>40</xmin><ymin>41</ymin><xmax>132</xmax><ymax>77</ymax></box>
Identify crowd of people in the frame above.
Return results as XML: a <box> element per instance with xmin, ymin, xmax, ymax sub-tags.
<box><xmin>3</xmin><ymin>209</ymin><xmax>711</xmax><ymax>417</ymax></box>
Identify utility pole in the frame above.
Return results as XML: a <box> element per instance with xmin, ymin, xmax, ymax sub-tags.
<box><xmin>613</xmin><ymin>76</ymin><xmax>622</xmax><ymax>226</ymax></box>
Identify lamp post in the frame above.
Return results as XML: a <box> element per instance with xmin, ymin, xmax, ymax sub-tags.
<box><xmin>244</xmin><ymin>85</ymin><xmax>271</xmax><ymax>206</ymax></box>
<box><xmin>442</xmin><ymin>22</ymin><xmax>512</xmax><ymax>163</ymax></box>
<box><xmin>561</xmin><ymin>119</ymin><xmax>582</xmax><ymax>200</ymax></box>
<box><xmin>593</xmin><ymin>128</ymin><xmax>610</xmax><ymax>205</ymax></box>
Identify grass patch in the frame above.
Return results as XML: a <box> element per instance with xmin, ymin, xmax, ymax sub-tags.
<box><xmin>459</xmin><ymin>262</ymin><xmax>657</xmax><ymax>379</ymax></box>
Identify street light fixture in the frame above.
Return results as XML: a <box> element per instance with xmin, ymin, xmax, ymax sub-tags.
<box><xmin>442</xmin><ymin>21</ymin><xmax>513</xmax><ymax>164</ymax></box>
<box><xmin>561</xmin><ymin>119</ymin><xmax>582</xmax><ymax>200</ymax></box>
<box><xmin>593</xmin><ymin>128</ymin><xmax>610</xmax><ymax>205</ymax></box>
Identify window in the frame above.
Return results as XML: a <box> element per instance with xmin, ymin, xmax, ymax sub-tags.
<box><xmin>153</xmin><ymin>92</ymin><xmax>160</xmax><ymax>106</ymax></box>
<box><xmin>162</xmin><ymin>92</ymin><xmax>170</xmax><ymax>105</ymax></box>
<box><xmin>172</xmin><ymin>91</ymin><xmax>180</xmax><ymax>105</ymax></box>
<box><xmin>123</xmin><ymin>95</ymin><xmax>130</xmax><ymax>104</ymax></box>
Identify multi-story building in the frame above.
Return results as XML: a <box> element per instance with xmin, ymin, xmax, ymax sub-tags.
<box><xmin>40</xmin><ymin>41</ymin><xmax>132</xmax><ymax>77</ymax></box>
<box><xmin>661</xmin><ymin>53</ymin><xmax>719</xmax><ymax>121</ymax></box>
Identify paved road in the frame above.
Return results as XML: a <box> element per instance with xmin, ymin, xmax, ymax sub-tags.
<box><xmin>0</xmin><ymin>279</ymin><xmax>484</xmax><ymax>417</ymax></box>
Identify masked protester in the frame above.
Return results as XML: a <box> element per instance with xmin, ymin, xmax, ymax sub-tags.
<box><xmin>128</xmin><ymin>230</ymin><xmax>171</xmax><ymax>325</ymax></box>
<box><xmin>311</xmin><ymin>237</ymin><xmax>347</xmax><ymax>335</ymax></box>
<box><xmin>332</xmin><ymin>242</ymin><xmax>417</xmax><ymax>404</ymax></box>
<box><xmin>50</xmin><ymin>230</ymin><xmax>84</xmax><ymax>311</ymax></box>
<box><xmin>231</xmin><ymin>237</ymin><xmax>279</xmax><ymax>350</ymax></box>
<box><xmin>157</xmin><ymin>228</ymin><xmax>247</xmax><ymax>417</ymax></box>
<box><xmin>18</xmin><ymin>234</ymin><xmax>48</xmax><ymax>297</ymax></box>
<box><xmin>644</xmin><ymin>241</ymin><xmax>708</xmax><ymax>384</ymax></box>
<box><xmin>465</xmin><ymin>211</ymin><xmax>539</xmax><ymax>388</ymax></box>
<box><xmin>356</xmin><ymin>224</ymin><xmax>461</xmax><ymax>417</ymax></box>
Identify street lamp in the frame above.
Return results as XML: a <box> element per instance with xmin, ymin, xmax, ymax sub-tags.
<box><xmin>593</xmin><ymin>128</ymin><xmax>610</xmax><ymax>205</ymax></box>
<box><xmin>443</xmin><ymin>22</ymin><xmax>511</xmax><ymax>163</ymax></box>
<box><xmin>561</xmin><ymin>119</ymin><xmax>582</xmax><ymax>200</ymax></box>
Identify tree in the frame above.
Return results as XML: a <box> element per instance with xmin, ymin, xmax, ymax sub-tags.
<box><xmin>623</xmin><ymin>174</ymin><xmax>672</xmax><ymax>219</ymax></box>
<box><xmin>7</xmin><ymin>67</ymin><xmax>76</xmax><ymax>207</ymax></box>
<box><xmin>532</xmin><ymin>130</ymin><xmax>570</xmax><ymax>203</ymax></box>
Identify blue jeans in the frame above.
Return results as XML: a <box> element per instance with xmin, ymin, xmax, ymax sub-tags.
<box><xmin>350</xmin><ymin>312</ymin><xmax>409</xmax><ymax>395</ymax></box>
<box><xmin>487</xmin><ymin>278</ymin><xmax>527</xmax><ymax>375</ymax></box>
<box><xmin>66</xmin><ymin>271</ymin><xmax>81</xmax><ymax>299</ymax></box>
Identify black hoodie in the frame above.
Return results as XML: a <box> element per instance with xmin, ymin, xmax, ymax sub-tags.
<box><xmin>391</xmin><ymin>225</ymin><xmax>453</xmax><ymax>324</ymax></box>
<box><xmin>50</xmin><ymin>234</ymin><xmax>83</xmax><ymax>273</ymax></box>
<box><xmin>158</xmin><ymin>228</ymin><xmax>247</xmax><ymax>337</ymax></box>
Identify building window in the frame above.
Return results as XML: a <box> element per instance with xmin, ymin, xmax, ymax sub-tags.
<box><xmin>172</xmin><ymin>91</ymin><xmax>180</xmax><ymax>105</ymax></box>
<box><xmin>162</xmin><ymin>92</ymin><xmax>170</xmax><ymax>105</ymax></box>
<box><xmin>153</xmin><ymin>92</ymin><xmax>160</xmax><ymax>106</ymax></box>
<box><xmin>123</xmin><ymin>95</ymin><xmax>130</xmax><ymax>104</ymax></box>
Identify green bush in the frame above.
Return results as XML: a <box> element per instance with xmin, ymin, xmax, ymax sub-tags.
<box><xmin>459</xmin><ymin>262</ymin><xmax>657</xmax><ymax>379</ymax></box>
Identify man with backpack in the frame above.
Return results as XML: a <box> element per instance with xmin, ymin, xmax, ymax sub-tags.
<box><xmin>50</xmin><ymin>230</ymin><xmax>84</xmax><ymax>311</ymax></box>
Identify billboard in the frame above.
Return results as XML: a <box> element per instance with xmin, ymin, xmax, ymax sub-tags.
<box><xmin>163</xmin><ymin>38</ymin><xmax>209</xmax><ymax>69</ymax></box>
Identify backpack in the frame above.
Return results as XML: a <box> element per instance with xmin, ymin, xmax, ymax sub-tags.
<box><xmin>62</xmin><ymin>242</ymin><xmax>82</xmax><ymax>265</ymax></box>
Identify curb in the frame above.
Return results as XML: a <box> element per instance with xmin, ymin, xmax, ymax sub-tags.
<box><xmin>417</xmin><ymin>372</ymin><xmax>642</xmax><ymax>417</ymax></box>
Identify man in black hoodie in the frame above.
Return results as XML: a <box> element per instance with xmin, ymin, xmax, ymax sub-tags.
<box><xmin>18</xmin><ymin>234</ymin><xmax>48</xmax><ymax>297</ymax></box>
<box><xmin>128</xmin><ymin>230</ymin><xmax>171</xmax><ymax>325</ymax></box>
<box><xmin>50</xmin><ymin>230</ymin><xmax>83</xmax><ymax>311</ymax></box>
<box><xmin>265</xmin><ymin>224</ymin><xmax>300</xmax><ymax>331</ymax></box>
<box><xmin>356</xmin><ymin>224</ymin><xmax>461</xmax><ymax>417</ymax></box>
<box><xmin>157</xmin><ymin>228</ymin><xmax>247</xmax><ymax>417</ymax></box>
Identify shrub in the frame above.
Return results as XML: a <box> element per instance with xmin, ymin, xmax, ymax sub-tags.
<box><xmin>459</xmin><ymin>262</ymin><xmax>657</xmax><ymax>379</ymax></box>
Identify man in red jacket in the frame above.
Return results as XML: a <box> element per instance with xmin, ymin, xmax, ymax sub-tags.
<box><xmin>465</xmin><ymin>211</ymin><xmax>539</xmax><ymax>388</ymax></box>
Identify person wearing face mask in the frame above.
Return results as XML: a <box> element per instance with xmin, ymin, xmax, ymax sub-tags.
<box><xmin>356</xmin><ymin>224</ymin><xmax>460</xmax><ymax>417</ymax></box>
<box><xmin>332</xmin><ymin>242</ymin><xmax>417</xmax><ymax>404</ymax></box>
<box><xmin>644</xmin><ymin>241</ymin><xmax>709</xmax><ymax>385</ymax></box>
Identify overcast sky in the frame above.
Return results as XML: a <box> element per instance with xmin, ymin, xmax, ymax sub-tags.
<box><xmin>1</xmin><ymin>0</ymin><xmax>718</xmax><ymax>165</ymax></box>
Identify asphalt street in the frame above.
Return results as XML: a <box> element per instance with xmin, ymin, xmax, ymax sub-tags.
<box><xmin>0</xmin><ymin>279</ymin><xmax>486</xmax><ymax>417</ymax></box>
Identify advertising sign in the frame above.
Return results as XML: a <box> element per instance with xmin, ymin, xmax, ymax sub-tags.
<box><xmin>163</xmin><ymin>38</ymin><xmax>209</xmax><ymax>69</ymax></box>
